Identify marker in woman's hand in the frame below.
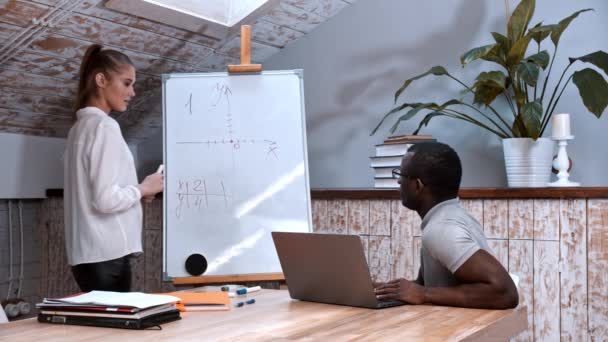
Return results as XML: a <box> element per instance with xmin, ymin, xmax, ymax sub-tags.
<box><xmin>156</xmin><ymin>164</ymin><xmax>164</xmax><ymax>174</ymax></box>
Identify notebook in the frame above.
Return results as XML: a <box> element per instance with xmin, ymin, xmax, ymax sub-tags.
<box><xmin>166</xmin><ymin>292</ymin><xmax>230</xmax><ymax>312</ymax></box>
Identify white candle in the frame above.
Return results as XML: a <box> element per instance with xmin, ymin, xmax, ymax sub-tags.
<box><xmin>552</xmin><ymin>113</ymin><xmax>571</xmax><ymax>139</ymax></box>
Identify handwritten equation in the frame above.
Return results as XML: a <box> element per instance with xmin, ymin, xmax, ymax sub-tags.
<box><xmin>175</xmin><ymin>178</ymin><xmax>231</xmax><ymax>219</ymax></box>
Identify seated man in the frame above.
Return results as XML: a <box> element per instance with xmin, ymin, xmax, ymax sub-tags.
<box><xmin>375</xmin><ymin>142</ymin><xmax>518</xmax><ymax>309</ymax></box>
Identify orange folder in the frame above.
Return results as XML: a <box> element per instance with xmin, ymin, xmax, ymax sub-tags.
<box><xmin>166</xmin><ymin>292</ymin><xmax>230</xmax><ymax>312</ymax></box>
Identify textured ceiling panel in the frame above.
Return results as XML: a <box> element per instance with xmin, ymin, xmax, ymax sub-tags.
<box><xmin>0</xmin><ymin>0</ymin><xmax>355</xmax><ymax>143</ymax></box>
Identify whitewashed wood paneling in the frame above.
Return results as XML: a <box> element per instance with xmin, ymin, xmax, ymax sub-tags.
<box><xmin>346</xmin><ymin>199</ymin><xmax>369</xmax><ymax>235</ymax></box>
<box><xmin>559</xmin><ymin>199</ymin><xmax>587</xmax><ymax>342</ymax></box>
<box><xmin>390</xmin><ymin>200</ymin><xmax>414</xmax><ymax>280</ymax></box>
<box><xmin>533</xmin><ymin>240</ymin><xmax>560</xmax><ymax>341</ymax></box>
<box><xmin>509</xmin><ymin>199</ymin><xmax>533</xmax><ymax>240</ymax></box>
<box><xmin>483</xmin><ymin>199</ymin><xmax>508</xmax><ymax>239</ymax></box>
<box><xmin>509</xmin><ymin>239</ymin><xmax>534</xmax><ymax>342</ymax></box>
<box><xmin>461</xmin><ymin>199</ymin><xmax>483</xmax><ymax>226</ymax></box>
<box><xmin>327</xmin><ymin>199</ymin><xmax>347</xmax><ymax>234</ymax></box>
<box><xmin>311</xmin><ymin>199</ymin><xmax>327</xmax><ymax>232</ymax></box>
<box><xmin>533</xmin><ymin>200</ymin><xmax>559</xmax><ymax>241</ymax></box>
<box><xmin>587</xmin><ymin>199</ymin><xmax>608</xmax><ymax>341</ymax></box>
<box><xmin>369</xmin><ymin>200</ymin><xmax>390</xmax><ymax>236</ymax></box>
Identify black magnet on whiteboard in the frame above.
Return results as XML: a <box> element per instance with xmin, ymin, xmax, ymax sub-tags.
<box><xmin>185</xmin><ymin>254</ymin><xmax>207</xmax><ymax>276</ymax></box>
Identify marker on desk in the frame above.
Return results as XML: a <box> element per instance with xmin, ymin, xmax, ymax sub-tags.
<box><xmin>156</xmin><ymin>164</ymin><xmax>164</xmax><ymax>174</ymax></box>
<box><xmin>235</xmin><ymin>286</ymin><xmax>261</xmax><ymax>295</ymax></box>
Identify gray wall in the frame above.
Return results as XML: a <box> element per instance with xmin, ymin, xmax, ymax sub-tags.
<box><xmin>138</xmin><ymin>0</ymin><xmax>608</xmax><ymax>188</ymax></box>
<box><xmin>264</xmin><ymin>0</ymin><xmax>608</xmax><ymax>188</ymax></box>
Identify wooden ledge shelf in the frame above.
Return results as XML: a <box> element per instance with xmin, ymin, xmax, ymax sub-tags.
<box><xmin>311</xmin><ymin>187</ymin><xmax>608</xmax><ymax>200</ymax></box>
<box><xmin>46</xmin><ymin>187</ymin><xmax>608</xmax><ymax>199</ymax></box>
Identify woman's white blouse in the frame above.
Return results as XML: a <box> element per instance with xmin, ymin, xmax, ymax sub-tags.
<box><xmin>64</xmin><ymin>106</ymin><xmax>142</xmax><ymax>265</ymax></box>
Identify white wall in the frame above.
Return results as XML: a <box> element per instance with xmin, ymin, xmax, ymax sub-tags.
<box><xmin>0</xmin><ymin>133</ymin><xmax>65</xmax><ymax>198</ymax></box>
<box><xmin>136</xmin><ymin>0</ymin><xmax>608</xmax><ymax>188</ymax></box>
<box><xmin>265</xmin><ymin>0</ymin><xmax>608</xmax><ymax>188</ymax></box>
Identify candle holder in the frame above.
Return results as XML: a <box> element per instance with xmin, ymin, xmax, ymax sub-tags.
<box><xmin>548</xmin><ymin>135</ymin><xmax>580</xmax><ymax>187</ymax></box>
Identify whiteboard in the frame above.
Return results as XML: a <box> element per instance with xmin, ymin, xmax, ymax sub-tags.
<box><xmin>162</xmin><ymin>70</ymin><xmax>312</xmax><ymax>278</ymax></box>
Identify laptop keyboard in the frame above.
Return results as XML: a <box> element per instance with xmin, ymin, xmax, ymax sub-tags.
<box><xmin>377</xmin><ymin>299</ymin><xmax>404</xmax><ymax>308</ymax></box>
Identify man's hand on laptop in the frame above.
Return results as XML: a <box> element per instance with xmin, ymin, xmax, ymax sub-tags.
<box><xmin>375</xmin><ymin>278</ymin><xmax>425</xmax><ymax>304</ymax></box>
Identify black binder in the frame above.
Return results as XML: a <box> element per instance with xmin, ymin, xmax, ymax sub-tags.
<box><xmin>38</xmin><ymin>309</ymin><xmax>181</xmax><ymax>330</ymax></box>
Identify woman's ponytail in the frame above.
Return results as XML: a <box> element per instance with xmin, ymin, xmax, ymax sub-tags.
<box><xmin>73</xmin><ymin>44</ymin><xmax>133</xmax><ymax>118</ymax></box>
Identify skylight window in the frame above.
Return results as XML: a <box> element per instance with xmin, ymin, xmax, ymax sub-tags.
<box><xmin>143</xmin><ymin>0</ymin><xmax>270</xmax><ymax>27</ymax></box>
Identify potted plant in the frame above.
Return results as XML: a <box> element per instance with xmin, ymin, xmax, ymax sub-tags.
<box><xmin>371</xmin><ymin>0</ymin><xmax>607</xmax><ymax>187</ymax></box>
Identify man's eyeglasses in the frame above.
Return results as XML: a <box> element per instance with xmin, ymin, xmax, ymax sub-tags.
<box><xmin>392</xmin><ymin>168</ymin><xmax>406</xmax><ymax>180</ymax></box>
<box><xmin>392</xmin><ymin>168</ymin><xmax>424</xmax><ymax>186</ymax></box>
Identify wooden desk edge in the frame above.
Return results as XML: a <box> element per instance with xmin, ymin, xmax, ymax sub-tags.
<box><xmin>461</xmin><ymin>305</ymin><xmax>528</xmax><ymax>341</ymax></box>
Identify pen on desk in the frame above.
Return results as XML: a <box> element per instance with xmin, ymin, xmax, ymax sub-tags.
<box><xmin>235</xmin><ymin>299</ymin><xmax>256</xmax><ymax>307</ymax></box>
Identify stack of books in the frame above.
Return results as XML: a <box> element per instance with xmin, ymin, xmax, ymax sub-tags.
<box><xmin>36</xmin><ymin>291</ymin><xmax>181</xmax><ymax>330</ymax></box>
<box><xmin>371</xmin><ymin>135</ymin><xmax>436</xmax><ymax>188</ymax></box>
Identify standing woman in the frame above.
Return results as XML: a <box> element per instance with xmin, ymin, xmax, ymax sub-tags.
<box><xmin>64</xmin><ymin>44</ymin><xmax>163</xmax><ymax>292</ymax></box>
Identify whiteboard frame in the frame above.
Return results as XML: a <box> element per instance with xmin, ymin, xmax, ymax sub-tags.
<box><xmin>161</xmin><ymin>70</ymin><xmax>312</xmax><ymax>281</ymax></box>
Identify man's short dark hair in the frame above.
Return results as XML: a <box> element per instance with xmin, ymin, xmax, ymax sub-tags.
<box><xmin>407</xmin><ymin>142</ymin><xmax>462</xmax><ymax>199</ymax></box>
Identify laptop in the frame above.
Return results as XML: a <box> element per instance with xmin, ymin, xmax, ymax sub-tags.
<box><xmin>38</xmin><ymin>309</ymin><xmax>181</xmax><ymax>330</ymax></box>
<box><xmin>272</xmin><ymin>232</ymin><xmax>404</xmax><ymax>309</ymax></box>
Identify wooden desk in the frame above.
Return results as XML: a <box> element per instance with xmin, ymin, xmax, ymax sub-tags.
<box><xmin>0</xmin><ymin>290</ymin><xmax>526</xmax><ymax>341</ymax></box>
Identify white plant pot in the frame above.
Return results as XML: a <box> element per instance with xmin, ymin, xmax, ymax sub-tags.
<box><xmin>502</xmin><ymin>138</ymin><xmax>555</xmax><ymax>187</ymax></box>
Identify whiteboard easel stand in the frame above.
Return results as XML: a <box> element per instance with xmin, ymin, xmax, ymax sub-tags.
<box><xmin>227</xmin><ymin>25</ymin><xmax>262</xmax><ymax>73</ymax></box>
<box><xmin>172</xmin><ymin>25</ymin><xmax>286</xmax><ymax>287</ymax></box>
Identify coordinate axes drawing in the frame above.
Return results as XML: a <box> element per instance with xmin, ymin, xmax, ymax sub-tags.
<box><xmin>173</xmin><ymin>81</ymin><xmax>280</xmax><ymax>219</ymax></box>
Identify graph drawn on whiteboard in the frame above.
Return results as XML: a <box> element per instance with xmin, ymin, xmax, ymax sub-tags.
<box><xmin>163</xmin><ymin>70</ymin><xmax>312</xmax><ymax>278</ymax></box>
<box><xmin>178</xmin><ymin>84</ymin><xmax>279</xmax><ymax>157</ymax></box>
<box><xmin>172</xmin><ymin>82</ymin><xmax>281</xmax><ymax>220</ymax></box>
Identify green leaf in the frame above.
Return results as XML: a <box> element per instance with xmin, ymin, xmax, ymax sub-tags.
<box><xmin>492</xmin><ymin>32</ymin><xmax>510</xmax><ymax>51</ymax></box>
<box><xmin>520</xmin><ymin>100</ymin><xmax>543</xmax><ymax>139</ymax></box>
<box><xmin>481</xmin><ymin>45</ymin><xmax>507</xmax><ymax>67</ymax></box>
<box><xmin>508</xmin><ymin>0</ymin><xmax>535</xmax><ymax>43</ymax></box>
<box><xmin>461</xmin><ymin>44</ymin><xmax>496</xmax><ymax>66</ymax></box>
<box><xmin>551</xmin><ymin>9</ymin><xmax>593</xmax><ymax>46</ymax></box>
<box><xmin>475</xmin><ymin>71</ymin><xmax>507</xmax><ymax>88</ymax></box>
<box><xmin>413</xmin><ymin>112</ymin><xmax>445</xmax><ymax>135</ymax></box>
<box><xmin>434</xmin><ymin>99</ymin><xmax>463</xmax><ymax>110</ymax></box>
<box><xmin>570</xmin><ymin>51</ymin><xmax>608</xmax><ymax>76</ymax></box>
<box><xmin>514</xmin><ymin>92</ymin><xmax>527</xmax><ymax>108</ymax></box>
<box><xmin>507</xmin><ymin>33</ymin><xmax>533</xmax><ymax>67</ymax></box>
<box><xmin>511</xmin><ymin>115</ymin><xmax>528</xmax><ymax>137</ymax></box>
<box><xmin>529</xmin><ymin>24</ymin><xmax>557</xmax><ymax>45</ymax></box>
<box><xmin>472</xmin><ymin>71</ymin><xmax>507</xmax><ymax>106</ymax></box>
<box><xmin>526</xmin><ymin>50</ymin><xmax>550</xmax><ymax>69</ymax></box>
<box><xmin>572</xmin><ymin>68</ymin><xmax>608</xmax><ymax>118</ymax></box>
<box><xmin>473</xmin><ymin>84</ymin><xmax>503</xmax><ymax>106</ymax></box>
<box><xmin>389</xmin><ymin>103</ymin><xmax>437</xmax><ymax>133</ymax></box>
<box><xmin>518</xmin><ymin>62</ymin><xmax>540</xmax><ymax>86</ymax></box>
<box><xmin>394</xmin><ymin>66</ymin><xmax>448</xmax><ymax>103</ymax></box>
<box><xmin>370</xmin><ymin>102</ymin><xmax>422</xmax><ymax>135</ymax></box>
